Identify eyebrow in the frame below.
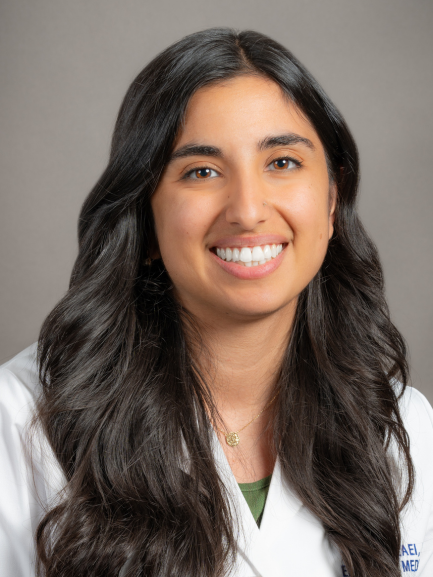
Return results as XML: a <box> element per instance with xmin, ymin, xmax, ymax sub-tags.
<box><xmin>169</xmin><ymin>132</ymin><xmax>315</xmax><ymax>162</ymax></box>
<box><xmin>258</xmin><ymin>133</ymin><xmax>315</xmax><ymax>151</ymax></box>
<box><xmin>170</xmin><ymin>144</ymin><xmax>223</xmax><ymax>161</ymax></box>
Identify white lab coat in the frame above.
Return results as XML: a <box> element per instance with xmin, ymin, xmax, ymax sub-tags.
<box><xmin>1</xmin><ymin>343</ymin><xmax>433</xmax><ymax>576</ymax></box>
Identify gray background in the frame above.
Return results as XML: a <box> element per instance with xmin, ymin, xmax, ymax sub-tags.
<box><xmin>1</xmin><ymin>1</ymin><xmax>432</xmax><ymax>401</ymax></box>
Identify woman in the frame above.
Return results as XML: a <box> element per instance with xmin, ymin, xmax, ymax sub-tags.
<box><xmin>1</xmin><ymin>28</ymin><xmax>432</xmax><ymax>577</ymax></box>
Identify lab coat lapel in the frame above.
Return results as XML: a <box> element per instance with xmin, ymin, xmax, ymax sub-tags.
<box><xmin>210</xmin><ymin>430</ymin><xmax>266</xmax><ymax>576</ymax></box>
<box><xmin>257</xmin><ymin>458</ymin><xmax>304</xmax><ymax>576</ymax></box>
<box><xmin>211</xmin><ymin>431</ymin><xmax>304</xmax><ymax>577</ymax></box>
<box><xmin>181</xmin><ymin>428</ymin><xmax>305</xmax><ymax>576</ymax></box>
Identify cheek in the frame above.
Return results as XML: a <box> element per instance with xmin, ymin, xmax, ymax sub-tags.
<box><xmin>284</xmin><ymin>185</ymin><xmax>330</xmax><ymax>234</ymax></box>
<box><xmin>280</xmin><ymin>184</ymin><xmax>331</xmax><ymax>264</ymax></box>
<box><xmin>151</xmin><ymin>191</ymin><xmax>217</xmax><ymax>268</ymax></box>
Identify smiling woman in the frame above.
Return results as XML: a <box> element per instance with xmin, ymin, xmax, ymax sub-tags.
<box><xmin>1</xmin><ymin>28</ymin><xmax>433</xmax><ymax>577</ymax></box>
<box><xmin>152</xmin><ymin>76</ymin><xmax>334</xmax><ymax>308</ymax></box>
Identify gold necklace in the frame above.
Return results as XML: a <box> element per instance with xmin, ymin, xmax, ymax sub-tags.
<box><xmin>215</xmin><ymin>392</ymin><xmax>279</xmax><ymax>447</ymax></box>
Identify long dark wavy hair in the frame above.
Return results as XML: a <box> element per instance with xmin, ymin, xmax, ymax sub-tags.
<box><xmin>35</xmin><ymin>28</ymin><xmax>413</xmax><ymax>577</ymax></box>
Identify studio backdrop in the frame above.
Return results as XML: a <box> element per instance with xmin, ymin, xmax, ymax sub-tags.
<box><xmin>1</xmin><ymin>0</ymin><xmax>432</xmax><ymax>401</ymax></box>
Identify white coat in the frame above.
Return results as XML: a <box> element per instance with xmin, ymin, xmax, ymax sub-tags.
<box><xmin>1</xmin><ymin>343</ymin><xmax>433</xmax><ymax>576</ymax></box>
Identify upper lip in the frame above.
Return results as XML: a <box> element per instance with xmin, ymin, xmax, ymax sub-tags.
<box><xmin>211</xmin><ymin>234</ymin><xmax>289</xmax><ymax>248</ymax></box>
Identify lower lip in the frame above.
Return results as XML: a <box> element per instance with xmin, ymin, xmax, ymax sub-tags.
<box><xmin>210</xmin><ymin>247</ymin><xmax>286</xmax><ymax>280</ymax></box>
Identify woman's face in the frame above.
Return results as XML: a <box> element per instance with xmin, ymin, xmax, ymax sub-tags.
<box><xmin>151</xmin><ymin>75</ymin><xmax>335</xmax><ymax>322</ymax></box>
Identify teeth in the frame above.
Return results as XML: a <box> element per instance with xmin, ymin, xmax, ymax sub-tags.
<box><xmin>215</xmin><ymin>243</ymin><xmax>285</xmax><ymax>265</ymax></box>
<box><xmin>239</xmin><ymin>247</ymin><xmax>252</xmax><ymax>263</ymax></box>
<box><xmin>251</xmin><ymin>246</ymin><xmax>264</xmax><ymax>262</ymax></box>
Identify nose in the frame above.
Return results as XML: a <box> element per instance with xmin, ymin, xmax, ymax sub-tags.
<box><xmin>224</xmin><ymin>172</ymin><xmax>270</xmax><ymax>230</ymax></box>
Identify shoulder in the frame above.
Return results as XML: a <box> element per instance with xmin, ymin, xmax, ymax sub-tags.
<box><xmin>0</xmin><ymin>343</ymin><xmax>64</xmax><ymax>488</ymax></box>
<box><xmin>0</xmin><ymin>344</ymin><xmax>42</xmax><ymax>574</ymax></box>
<box><xmin>0</xmin><ymin>344</ymin><xmax>66</xmax><ymax>575</ymax></box>
<box><xmin>0</xmin><ymin>342</ymin><xmax>40</xmax><ymax>427</ymax></box>
<box><xmin>397</xmin><ymin>384</ymin><xmax>433</xmax><ymax>451</ymax></box>
<box><xmin>395</xmin><ymin>385</ymin><xmax>433</xmax><ymax>569</ymax></box>
<box><xmin>396</xmin><ymin>384</ymin><xmax>433</xmax><ymax>481</ymax></box>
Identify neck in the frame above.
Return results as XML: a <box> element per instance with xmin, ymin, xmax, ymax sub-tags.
<box><xmin>189</xmin><ymin>301</ymin><xmax>296</xmax><ymax>423</ymax></box>
<box><xmin>185</xmin><ymin>301</ymin><xmax>296</xmax><ymax>483</ymax></box>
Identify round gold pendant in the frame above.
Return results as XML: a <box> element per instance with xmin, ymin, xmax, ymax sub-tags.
<box><xmin>226</xmin><ymin>432</ymin><xmax>240</xmax><ymax>447</ymax></box>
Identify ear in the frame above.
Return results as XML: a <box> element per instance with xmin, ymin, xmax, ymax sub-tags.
<box><xmin>328</xmin><ymin>181</ymin><xmax>337</xmax><ymax>240</ymax></box>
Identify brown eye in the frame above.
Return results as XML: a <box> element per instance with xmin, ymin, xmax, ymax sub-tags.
<box><xmin>268</xmin><ymin>157</ymin><xmax>298</xmax><ymax>172</ymax></box>
<box><xmin>195</xmin><ymin>168</ymin><xmax>212</xmax><ymax>179</ymax></box>
<box><xmin>186</xmin><ymin>167</ymin><xmax>219</xmax><ymax>180</ymax></box>
<box><xmin>273</xmin><ymin>159</ymin><xmax>289</xmax><ymax>170</ymax></box>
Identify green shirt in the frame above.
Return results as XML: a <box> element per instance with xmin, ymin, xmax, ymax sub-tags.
<box><xmin>238</xmin><ymin>474</ymin><xmax>272</xmax><ymax>528</ymax></box>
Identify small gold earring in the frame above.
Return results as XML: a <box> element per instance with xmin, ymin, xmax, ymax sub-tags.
<box><xmin>263</xmin><ymin>202</ymin><xmax>267</xmax><ymax>206</ymax></box>
<box><xmin>145</xmin><ymin>257</ymin><xmax>152</xmax><ymax>266</ymax></box>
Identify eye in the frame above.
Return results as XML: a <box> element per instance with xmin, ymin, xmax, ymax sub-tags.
<box><xmin>184</xmin><ymin>167</ymin><xmax>219</xmax><ymax>180</ymax></box>
<box><xmin>267</xmin><ymin>157</ymin><xmax>300</xmax><ymax>171</ymax></box>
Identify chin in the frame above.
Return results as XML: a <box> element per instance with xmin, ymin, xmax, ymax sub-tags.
<box><xmin>222</xmin><ymin>296</ymin><xmax>297</xmax><ymax>319</ymax></box>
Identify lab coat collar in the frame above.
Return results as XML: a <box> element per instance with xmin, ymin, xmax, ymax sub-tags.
<box><xmin>210</xmin><ymin>429</ymin><xmax>304</xmax><ymax>577</ymax></box>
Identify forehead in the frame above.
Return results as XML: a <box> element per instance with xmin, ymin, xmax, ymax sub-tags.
<box><xmin>175</xmin><ymin>75</ymin><xmax>322</xmax><ymax>150</ymax></box>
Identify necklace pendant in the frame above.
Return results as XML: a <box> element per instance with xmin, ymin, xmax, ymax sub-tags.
<box><xmin>226</xmin><ymin>432</ymin><xmax>240</xmax><ymax>447</ymax></box>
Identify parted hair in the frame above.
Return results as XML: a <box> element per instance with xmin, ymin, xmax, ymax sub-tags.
<box><xmin>36</xmin><ymin>28</ymin><xmax>413</xmax><ymax>577</ymax></box>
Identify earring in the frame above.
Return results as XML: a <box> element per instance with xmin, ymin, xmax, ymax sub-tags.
<box><xmin>145</xmin><ymin>257</ymin><xmax>152</xmax><ymax>266</ymax></box>
<box><xmin>263</xmin><ymin>202</ymin><xmax>267</xmax><ymax>206</ymax></box>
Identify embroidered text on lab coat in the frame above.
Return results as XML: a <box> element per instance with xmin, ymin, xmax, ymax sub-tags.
<box><xmin>400</xmin><ymin>543</ymin><xmax>420</xmax><ymax>572</ymax></box>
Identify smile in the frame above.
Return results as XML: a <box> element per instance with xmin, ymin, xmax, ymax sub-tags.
<box><xmin>215</xmin><ymin>244</ymin><xmax>284</xmax><ymax>267</ymax></box>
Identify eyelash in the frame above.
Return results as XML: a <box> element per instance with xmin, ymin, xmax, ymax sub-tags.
<box><xmin>182</xmin><ymin>166</ymin><xmax>219</xmax><ymax>180</ymax></box>
<box><xmin>182</xmin><ymin>156</ymin><xmax>302</xmax><ymax>180</ymax></box>
<box><xmin>268</xmin><ymin>156</ymin><xmax>302</xmax><ymax>171</ymax></box>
